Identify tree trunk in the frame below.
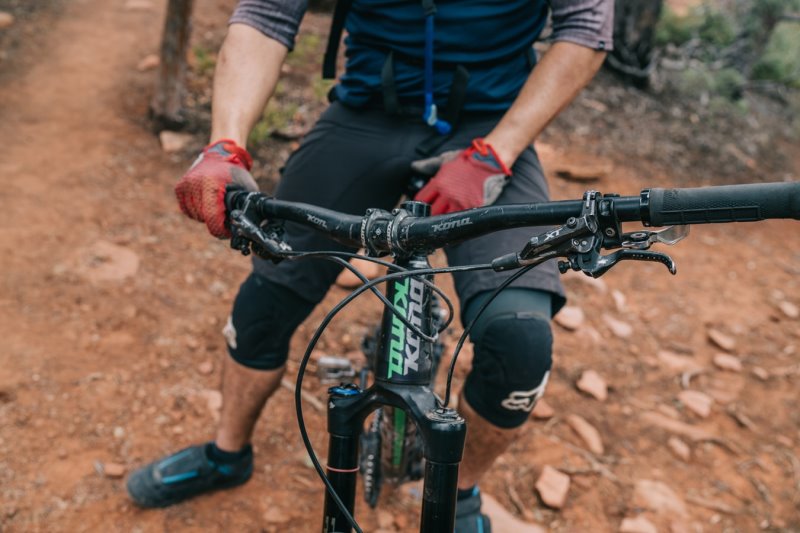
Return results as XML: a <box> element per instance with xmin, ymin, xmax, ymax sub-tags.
<box><xmin>606</xmin><ymin>0</ymin><xmax>664</xmax><ymax>88</ymax></box>
<box><xmin>150</xmin><ymin>0</ymin><xmax>194</xmax><ymax>130</ymax></box>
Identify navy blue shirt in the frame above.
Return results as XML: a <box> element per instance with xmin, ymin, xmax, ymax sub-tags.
<box><xmin>231</xmin><ymin>0</ymin><xmax>614</xmax><ymax>111</ymax></box>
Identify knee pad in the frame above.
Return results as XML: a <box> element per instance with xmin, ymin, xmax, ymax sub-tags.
<box><xmin>463</xmin><ymin>293</ymin><xmax>553</xmax><ymax>429</ymax></box>
<box><xmin>224</xmin><ymin>273</ymin><xmax>316</xmax><ymax>370</ymax></box>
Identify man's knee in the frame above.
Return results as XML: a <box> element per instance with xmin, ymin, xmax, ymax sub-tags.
<box><xmin>462</xmin><ymin>291</ymin><xmax>553</xmax><ymax>429</ymax></box>
<box><xmin>224</xmin><ymin>273</ymin><xmax>316</xmax><ymax>370</ymax></box>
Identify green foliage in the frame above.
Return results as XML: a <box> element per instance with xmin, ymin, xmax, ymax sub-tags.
<box><xmin>751</xmin><ymin>21</ymin><xmax>800</xmax><ymax>87</ymax></box>
<box><xmin>745</xmin><ymin>0</ymin><xmax>800</xmax><ymax>44</ymax></box>
<box><xmin>287</xmin><ymin>32</ymin><xmax>323</xmax><ymax>67</ymax></box>
<box><xmin>712</xmin><ymin>68</ymin><xmax>746</xmax><ymax>100</ymax></box>
<box><xmin>193</xmin><ymin>45</ymin><xmax>216</xmax><ymax>76</ymax></box>
<box><xmin>698</xmin><ymin>10</ymin><xmax>736</xmax><ymax>46</ymax></box>
<box><xmin>655</xmin><ymin>6</ymin><xmax>701</xmax><ymax>46</ymax></box>
<box><xmin>678</xmin><ymin>65</ymin><xmax>715</xmax><ymax>95</ymax></box>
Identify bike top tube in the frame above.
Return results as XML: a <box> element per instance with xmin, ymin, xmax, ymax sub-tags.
<box><xmin>228</xmin><ymin>181</ymin><xmax>800</xmax><ymax>256</ymax></box>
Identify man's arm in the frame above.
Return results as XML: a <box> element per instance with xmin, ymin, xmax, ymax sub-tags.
<box><xmin>484</xmin><ymin>41</ymin><xmax>606</xmax><ymax>165</ymax></box>
<box><xmin>210</xmin><ymin>23</ymin><xmax>289</xmax><ymax>147</ymax></box>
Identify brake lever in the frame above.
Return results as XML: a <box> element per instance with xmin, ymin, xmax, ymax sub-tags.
<box><xmin>563</xmin><ymin>248</ymin><xmax>677</xmax><ymax>277</ymax></box>
<box><xmin>229</xmin><ymin>208</ymin><xmax>292</xmax><ymax>262</ymax></box>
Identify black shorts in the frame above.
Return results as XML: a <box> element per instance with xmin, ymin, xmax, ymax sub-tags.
<box><xmin>250</xmin><ymin>101</ymin><xmax>565</xmax><ymax>316</ymax></box>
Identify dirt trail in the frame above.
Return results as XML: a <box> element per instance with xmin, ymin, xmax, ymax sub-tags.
<box><xmin>1</xmin><ymin>1</ymin><xmax>800</xmax><ymax>533</ymax></box>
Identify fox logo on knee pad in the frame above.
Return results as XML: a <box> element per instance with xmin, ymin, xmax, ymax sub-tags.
<box><xmin>500</xmin><ymin>372</ymin><xmax>550</xmax><ymax>412</ymax></box>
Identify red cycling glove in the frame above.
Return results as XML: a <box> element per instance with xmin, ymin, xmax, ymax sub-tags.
<box><xmin>413</xmin><ymin>138</ymin><xmax>512</xmax><ymax>216</ymax></box>
<box><xmin>174</xmin><ymin>139</ymin><xmax>258</xmax><ymax>238</ymax></box>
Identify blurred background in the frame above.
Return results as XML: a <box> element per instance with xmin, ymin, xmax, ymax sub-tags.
<box><xmin>0</xmin><ymin>0</ymin><xmax>798</xmax><ymax>531</ymax></box>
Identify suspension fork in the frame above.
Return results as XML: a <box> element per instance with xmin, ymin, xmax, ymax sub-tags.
<box><xmin>322</xmin><ymin>384</ymin><xmax>466</xmax><ymax>533</ymax></box>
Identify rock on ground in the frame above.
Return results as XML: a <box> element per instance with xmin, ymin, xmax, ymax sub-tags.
<box><xmin>535</xmin><ymin>465</ymin><xmax>571</xmax><ymax>509</ymax></box>
<box><xmin>778</xmin><ymin>300</ymin><xmax>799</xmax><ymax>319</ymax></box>
<box><xmin>566</xmin><ymin>414</ymin><xmax>604</xmax><ymax>455</ymax></box>
<box><xmin>532</xmin><ymin>398</ymin><xmax>555</xmax><ymax>419</ymax></box>
<box><xmin>0</xmin><ymin>11</ymin><xmax>15</xmax><ymax>29</ymax></box>
<box><xmin>136</xmin><ymin>54</ymin><xmax>159</xmax><ymax>71</ymax></box>
<box><xmin>632</xmin><ymin>479</ymin><xmax>688</xmax><ymax>517</ymax></box>
<box><xmin>712</xmin><ymin>353</ymin><xmax>742</xmax><ymax>372</ymax></box>
<box><xmin>576</xmin><ymin>369</ymin><xmax>608</xmax><ymax>401</ymax></box>
<box><xmin>667</xmin><ymin>437</ymin><xmax>691</xmax><ymax>462</ymax></box>
<box><xmin>620</xmin><ymin>515</ymin><xmax>658</xmax><ymax>533</ymax></box>
<box><xmin>707</xmin><ymin>328</ymin><xmax>736</xmax><ymax>352</ymax></box>
<box><xmin>678</xmin><ymin>390</ymin><xmax>714</xmax><ymax>418</ymax></box>
<box><xmin>554</xmin><ymin>306</ymin><xmax>584</xmax><ymax>331</ymax></box>
<box><xmin>603</xmin><ymin>314</ymin><xmax>633</xmax><ymax>338</ymax></box>
<box><xmin>159</xmin><ymin>131</ymin><xmax>193</xmax><ymax>153</ymax></box>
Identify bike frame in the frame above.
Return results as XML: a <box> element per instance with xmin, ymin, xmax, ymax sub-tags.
<box><xmin>322</xmin><ymin>202</ymin><xmax>466</xmax><ymax>533</ymax></box>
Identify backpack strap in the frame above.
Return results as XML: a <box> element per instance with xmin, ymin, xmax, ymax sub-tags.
<box><xmin>323</xmin><ymin>0</ymin><xmax>354</xmax><ymax>79</ymax></box>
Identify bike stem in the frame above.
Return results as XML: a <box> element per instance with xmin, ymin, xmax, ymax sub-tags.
<box><xmin>321</xmin><ymin>201</ymin><xmax>467</xmax><ymax>533</ymax></box>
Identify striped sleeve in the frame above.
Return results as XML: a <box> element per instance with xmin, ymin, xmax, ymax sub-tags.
<box><xmin>549</xmin><ymin>0</ymin><xmax>614</xmax><ymax>51</ymax></box>
<box><xmin>229</xmin><ymin>0</ymin><xmax>308</xmax><ymax>51</ymax></box>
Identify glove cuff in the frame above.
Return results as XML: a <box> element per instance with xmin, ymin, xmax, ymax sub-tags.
<box><xmin>468</xmin><ymin>138</ymin><xmax>512</xmax><ymax>176</ymax></box>
<box><xmin>204</xmin><ymin>139</ymin><xmax>254</xmax><ymax>171</ymax></box>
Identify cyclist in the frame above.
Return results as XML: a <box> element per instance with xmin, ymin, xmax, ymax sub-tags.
<box><xmin>128</xmin><ymin>1</ymin><xmax>613</xmax><ymax>530</ymax></box>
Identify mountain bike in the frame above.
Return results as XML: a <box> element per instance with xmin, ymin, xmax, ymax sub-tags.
<box><xmin>225</xmin><ymin>181</ymin><xmax>800</xmax><ymax>533</ymax></box>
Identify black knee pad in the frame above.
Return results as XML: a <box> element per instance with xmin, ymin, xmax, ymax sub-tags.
<box><xmin>463</xmin><ymin>295</ymin><xmax>553</xmax><ymax>429</ymax></box>
<box><xmin>224</xmin><ymin>273</ymin><xmax>317</xmax><ymax>370</ymax></box>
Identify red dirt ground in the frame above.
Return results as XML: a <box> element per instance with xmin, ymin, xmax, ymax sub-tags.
<box><xmin>0</xmin><ymin>1</ymin><xmax>798</xmax><ymax>532</ymax></box>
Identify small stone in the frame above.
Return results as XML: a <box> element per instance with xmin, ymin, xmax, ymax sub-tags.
<box><xmin>0</xmin><ymin>11</ymin><xmax>15</xmax><ymax>29</ymax></box>
<box><xmin>125</xmin><ymin>0</ymin><xmax>154</xmax><ymax>10</ymax></box>
<box><xmin>159</xmin><ymin>131</ymin><xmax>193</xmax><ymax>153</ymax></box>
<box><xmin>667</xmin><ymin>437</ymin><xmax>690</xmax><ymax>461</ymax></box>
<box><xmin>657</xmin><ymin>350</ymin><xmax>702</xmax><ymax>373</ymax></box>
<box><xmin>678</xmin><ymin>390</ymin><xmax>713</xmax><ymax>418</ymax></box>
<box><xmin>751</xmin><ymin>367</ymin><xmax>769</xmax><ymax>381</ymax></box>
<box><xmin>102</xmin><ymin>462</ymin><xmax>126</xmax><ymax>478</ymax></box>
<box><xmin>611</xmin><ymin>290</ymin><xmax>627</xmax><ymax>312</ymax></box>
<box><xmin>185</xmin><ymin>336</ymin><xmax>200</xmax><ymax>350</ymax></box>
<box><xmin>604</xmin><ymin>315</ymin><xmax>633</xmax><ymax>339</ymax></box>
<box><xmin>554</xmin><ymin>306</ymin><xmax>584</xmax><ymax>331</ymax></box>
<box><xmin>394</xmin><ymin>513</ymin><xmax>408</xmax><ymax>529</ymax></box>
<box><xmin>713</xmin><ymin>354</ymin><xmax>742</xmax><ymax>373</ymax></box>
<box><xmin>576</xmin><ymin>369</ymin><xmax>608</xmax><ymax>401</ymax></box>
<box><xmin>778</xmin><ymin>301</ymin><xmax>799</xmax><ymax>319</ymax></box>
<box><xmin>263</xmin><ymin>508</ymin><xmax>290</xmax><ymax>524</ymax></box>
<box><xmin>532</xmin><ymin>398</ymin><xmax>555</xmax><ymax>420</ymax></box>
<box><xmin>566</xmin><ymin>414</ymin><xmax>604</xmax><ymax>455</ymax></box>
<box><xmin>377</xmin><ymin>510</ymin><xmax>394</xmax><ymax>529</ymax></box>
<box><xmin>632</xmin><ymin>479</ymin><xmax>688</xmax><ymax>517</ymax></box>
<box><xmin>198</xmin><ymin>361</ymin><xmax>214</xmax><ymax>375</ymax></box>
<box><xmin>620</xmin><ymin>516</ymin><xmax>658</xmax><ymax>533</ymax></box>
<box><xmin>707</xmin><ymin>328</ymin><xmax>736</xmax><ymax>352</ymax></box>
<box><xmin>202</xmin><ymin>389</ymin><xmax>223</xmax><ymax>414</ymax></box>
<box><xmin>657</xmin><ymin>404</ymin><xmax>681</xmax><ymax>419</ymax></box>
<box><xmin>535</xmin><ymin>465</ymin><xmax>571</xmax><ymax>509</ymax></box>
<box><xmin>113</xmin><ymin>427</ymin><xmax>125</xmax><ymax>439</ymax></box>
<box><xmin>137</xmin><ymin>54</ymin><xmax>160</xmax><ymax>71</ymax></box>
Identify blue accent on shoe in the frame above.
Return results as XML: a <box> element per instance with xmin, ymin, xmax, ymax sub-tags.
<box><xmin>157</xmin><ymin>449</ymin><xmax>193</xmax><ymax>469</ymax></box>
<box><xmin>161</xmin><ymin>470</ymin><xmax>199</xmax><ymax>484</ymax></box>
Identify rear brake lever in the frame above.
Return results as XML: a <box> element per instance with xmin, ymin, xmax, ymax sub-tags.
<box><xmin>563</xmin><ymin>248</ymin><xmax>677</xmax><ymax>277</ymax></box>
<box><xmin>228</xmin><ymin>192</ymin><xmax>292</xmax><ymax>262</ymax></box>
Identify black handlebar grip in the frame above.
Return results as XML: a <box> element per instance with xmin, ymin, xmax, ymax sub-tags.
<box><xmin>645</xmin><ymin>182</ymin><xmax>800</xmax><ymax>226</ymax></box>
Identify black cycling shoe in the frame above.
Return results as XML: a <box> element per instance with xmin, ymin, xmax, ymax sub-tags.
<box><xmin>455</xmin><ymin>487</ymin><xmax>492</xmax><ymax>533</ymax></box>
<box><xmin>127</xmin><ymin>442</ymin><xmax>253</xmax><ymax>508</ymax></box>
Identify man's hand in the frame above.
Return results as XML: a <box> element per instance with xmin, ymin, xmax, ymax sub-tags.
<box><xmin>413</xmin><ymin>138</ymin><xmax>511</xmax><ymax>216</ymax></box>
<box><xmin>174</xmin><ymin>139</ymin><xmax>259</xmax><ymax>238</ymax></box>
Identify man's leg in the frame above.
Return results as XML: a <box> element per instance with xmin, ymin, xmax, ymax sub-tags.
<box><xmin>215</xmin><ymin>358</ymin><xmax>284</xmax><ymax>451</ymax></box>
<box><xmin>449</xmin><ymin>287</ymin><xmax>555</xmax><ymax>532</ymax></box>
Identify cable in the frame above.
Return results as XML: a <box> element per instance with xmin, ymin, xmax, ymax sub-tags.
<box><xmin>441</xmin><ymin>264</ymin><xmax>537</xmax><ymax>408</ymax></box>
<box><xmin>294</xmin><ymin>262</ymin><xmax>493</xmax><ymax>533</ymax></box>
<box><xmin>282</xmin><ymin>250</ymin><xmax>457</xmax><ymax>342</ymax></box>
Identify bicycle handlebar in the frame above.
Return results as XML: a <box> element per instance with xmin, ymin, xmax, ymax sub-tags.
<box><xmin>645</xmin><ymin>182</ymin><xmax>800</xmax><ymax>226</ymax></box>
<box><xmin>227</xmin><ymin>181</ymin><xmax>799</xmax><ymax>257</ymax></box>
